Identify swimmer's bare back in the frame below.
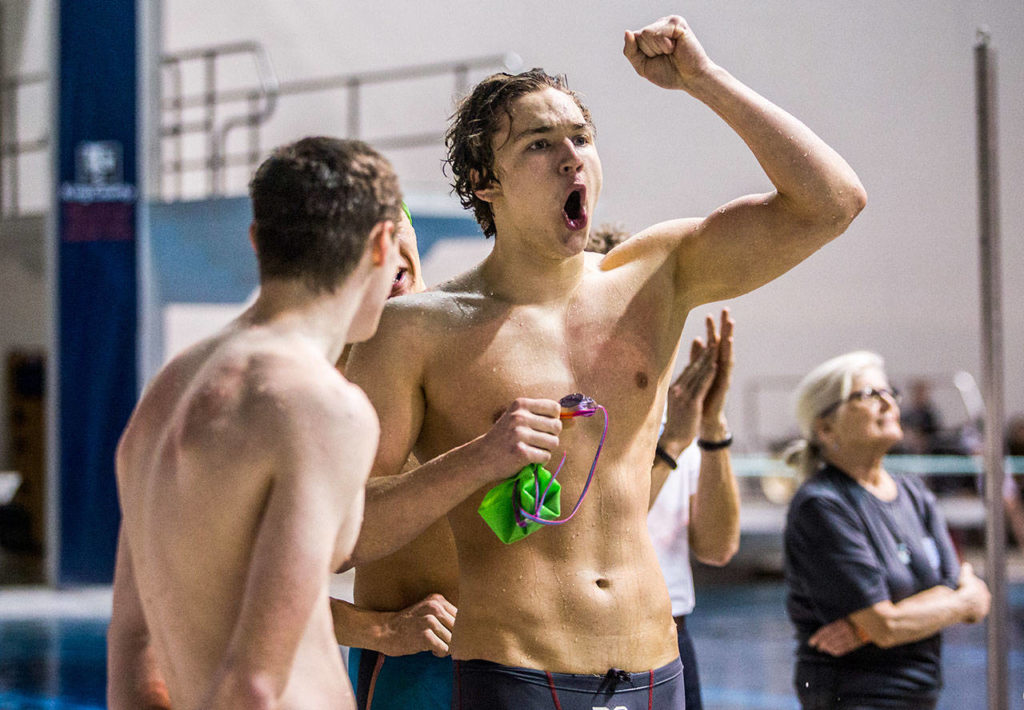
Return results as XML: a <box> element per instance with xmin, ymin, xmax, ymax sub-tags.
<box><xmin>114</xmin><ymin>324</ymin><xmax>376</xmax><ymax>708</ymax></box>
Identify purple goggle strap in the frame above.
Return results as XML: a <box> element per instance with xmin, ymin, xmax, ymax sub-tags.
<box><xmin>515</xmin><ymin>404</ymin><xmax>608</xmax><ymax>527</ymax></box>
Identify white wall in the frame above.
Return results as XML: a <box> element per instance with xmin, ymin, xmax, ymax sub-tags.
<box><xmin>2</xmin><ymin>2</ymin><xmax>1020</xmax><ymax>456</ymax></box>
<box><xmin>163</xmin><ymin>0</ymin><xmax>1024</xmax><ymax>447</ymax></box>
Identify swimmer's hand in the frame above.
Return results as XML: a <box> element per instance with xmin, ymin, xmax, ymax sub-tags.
<box><xmin>378</xmin><ymin>593</ymin><xmax>458</xmax><ymax>657</ymax></box>
<box><xmin>623</xmin><ymin>15</ymin><xmax>715</xmax><ymax>92</ymax></box>
<box><xmin>808</xmin><ymin>617</ymin><xmax>868</xmax><ymax>657</ymax></box>
<box><xmin>478</xmin><ymin>398</ymin><xmax>562</xmax><ymax>480</ymax></box>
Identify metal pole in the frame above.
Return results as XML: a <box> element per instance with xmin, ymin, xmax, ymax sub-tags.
<box><xmin>347</xmin><ymin>77</ymin><xmax>360</xmax><ymax>138</ymax></box>
<box><xmin>204</xmin><ymin>51</ymin><xmax>218</xmax><ymax>195</ymax></box>
<box><xmin>974</xmin><ymin>29</ymin><xmax>1008</xmax><ymax>710</ymax></box>
<box><xmin>0</xmin><ymin>0</ymin><xmax>6</xmax><ymax>217</ymax></box>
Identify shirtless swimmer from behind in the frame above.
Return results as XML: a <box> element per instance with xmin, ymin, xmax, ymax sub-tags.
<box><xmin>107</xmin><ymin>137</ymin><xmax>403</xmax><ymax>710</ymax></box>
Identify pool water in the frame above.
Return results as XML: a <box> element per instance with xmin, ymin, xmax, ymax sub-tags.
<box><xmin>1</xmin><ymin>581</ymin><xmax>1021</xmax><ymax>709</ymax></box>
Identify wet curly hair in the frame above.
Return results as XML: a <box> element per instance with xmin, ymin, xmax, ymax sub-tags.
<box><xmin>444</xmin><ymin>69</ymin><xmax>593</xmax><ymax>238</ymax></box>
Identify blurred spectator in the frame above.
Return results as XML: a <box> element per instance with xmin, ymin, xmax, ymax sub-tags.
<box><xmin>1003</xmin><ymin>414</ymin><xmax>1024</xmax><ymax>550</ymax></box>
<box><xmin>783</xmin><ymin>351</ymin><xmax>989</xmax><ymax>709</ymax></box>
<box><xmin>1007</xmin><ymin>414</ymin><xmax>1024</xmax><ymax>457</ymax></box>
<box><xmin>899</xmin><ymin>379</ymin><xmax>941</xmax><ymax>454</ymax></box>
<box><xmin>584</xmin><ymin>222</ymin><xmax>630</xmax><ymax>254</ymax></box>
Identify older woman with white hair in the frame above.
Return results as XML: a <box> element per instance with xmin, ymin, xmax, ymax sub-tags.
<box><xmin>782</xmin><ymin>351</ymin><xmax>990</xmax><ymax>710</ymax></box>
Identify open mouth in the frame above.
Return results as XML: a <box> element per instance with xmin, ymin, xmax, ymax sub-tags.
<box><xmin>562</xmin><ymin>187</ymin><xmax>588</xmax><ymax>232</ymax></box>
<box><xmin>390</xmin><ymin>267</ymin><xmax>409</xmax><ymax>298</ymax></box>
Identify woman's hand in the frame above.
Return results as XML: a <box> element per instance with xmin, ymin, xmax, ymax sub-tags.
<box><xmin>808</xmin><ymin>617</ymin><xmax>867</xmax><ymax>657</ymax></box>
<box><xmin>956</xmin><ymin>563</ymin><xmax>991</xmax><ymax>624</ymax></box>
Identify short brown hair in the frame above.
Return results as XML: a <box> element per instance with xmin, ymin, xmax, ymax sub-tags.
<box><xmin>445</xmin><ymin>69</ymin><xmax>593</xmax><ymax>238</ymax></box>
<box><xmin>249</xmin><ymin>137</ymin><xmax>402</xmax><ymax>292</ymax></box>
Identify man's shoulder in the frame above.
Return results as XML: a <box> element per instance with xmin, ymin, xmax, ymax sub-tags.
<box><xmin>165</xmin><ymin>337</ymin><xmax>346</xmax><ymax>446</ymax></box>
<box><xmin>373</xmin><ymin>279</ymin><xmax>489</xmax><ymax>341</ymax></box>
<box><xmin>594</xmin><ymin>219</ymin><xmax>703</xmax><ymax>271</ymax></box>
<box><xmin>248</xmin><ymin>350</ymin><xmax>367</xmax><ymax>425</ymax></box>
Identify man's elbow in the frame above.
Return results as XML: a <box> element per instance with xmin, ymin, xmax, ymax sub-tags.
<box><xmin>828</xmin><ymin>179</ymin><xmax>868</xmax><ymax>229</ymax></box>
<box><xmin>207</xmin><ymin>668</ymin><xmax>281</xmax><ymax>710</ymax></box>
<box><xmin>693</xmin><ymin>538</ymin><xmax>739</xmax><ymax>567</ymax></box>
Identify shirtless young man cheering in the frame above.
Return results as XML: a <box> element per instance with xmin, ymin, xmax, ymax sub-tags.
<box><xmin>107</xmin><ymin>137</ymin><xmax>404</xmax><ymax>709</ymax></box>
<box><xmin>345</xmin><ymin>14</ymin><xmax>866</xmax><ymax>707</ymax></box>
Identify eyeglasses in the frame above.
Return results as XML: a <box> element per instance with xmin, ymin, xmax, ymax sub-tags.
<box><xmin>818</xmin><ymin>387</ymin><xmax>902</xmax><ymax>418</ymax></box>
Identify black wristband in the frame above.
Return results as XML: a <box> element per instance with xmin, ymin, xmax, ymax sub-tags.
<box><xmin>697</xmin><ymin>434</ymin><xmax>733</xmax><ymax>451</ymax></box>
<box><xmin>654</xmin><ymin>445</ymin><xmax>678</xmax><ymax>469</ymax></box>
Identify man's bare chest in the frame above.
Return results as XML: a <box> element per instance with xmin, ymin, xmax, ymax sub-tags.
<box><xmin>418</xmin><ymin>300</ymin><xmax>666</xmax><ymax>446</ymax></box>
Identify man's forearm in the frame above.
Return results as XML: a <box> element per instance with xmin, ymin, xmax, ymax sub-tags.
<box><xmin>330</xmin><ymin>597</ymin><xmax>388</xmax><ymax>650</ymax></box>
<box><xmin>346</xmin><ymin>436</ymin><xmax>503</xmax><ymax>569</ymax></box>
<box><xmin>689</xmin><ymin>448</ymin><xmax>740</xmax><ymax>566</ymax></box>
<box><xmin>688</xmin><ymin>416</ymin><xmax>739</xmax><ymax>565</ymax></box>
<box><xmin>650</xmin><ymin>432</ymin><xmax>692</xmax><ymax>506</ymax></box>
<box><xmin>686</xmin><ymin>64</ymin><xmax>864</xmax><ymax>220</ymax></box>
<box><xmin>107</xmin><ymin>634</ymin><xmax>172</xmax><ymax>710</ymax></box>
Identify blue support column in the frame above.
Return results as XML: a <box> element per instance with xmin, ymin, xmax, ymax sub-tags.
<box><xmin>55</xmin><ymin>0</ymin><xmax>138</xmax><ymax>584</ymax></box>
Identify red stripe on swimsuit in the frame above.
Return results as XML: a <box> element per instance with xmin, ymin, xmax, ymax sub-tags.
<box><xmin>545</xmin><ymin>670</ymin><xmax>564</xmax><ymax>710</ymax></box>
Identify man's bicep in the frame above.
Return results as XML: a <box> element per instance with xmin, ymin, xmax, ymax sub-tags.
<box><xmin>110</xmin><ymin>528</ymin><xmax>145</xmax><ymax>637</ymax></box>
<box><xmin>346</xmin><ymin>325</ymin><xmax>426</xmax><ymax>479</ymax></box>
<box><xmin>675</xmin><ymin>192</ymin><xmax>829</xmax><ymax>306</ymax></box>
<box><xmin>220</xmin><ymin>461</ymin><xmax>346</xmax><ymax>689</ymax></box>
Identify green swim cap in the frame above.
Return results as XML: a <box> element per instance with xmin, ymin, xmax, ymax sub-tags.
<box><xmin>478</xmin><ymin>463</ymin><xmax>562</xmax><ymax>544</ymax></box>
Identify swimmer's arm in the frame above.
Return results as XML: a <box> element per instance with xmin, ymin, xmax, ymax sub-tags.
<box><xmin>345</xmin><ymin>313</ymin><xmax>561</xmax><ymax>568</ymax></box>
<box><xmin>330</xmin><ymin>594</ymin><xmax>456</xmax><ymax>657</ymax></box>
<box><xmin>622</xmin><ymin>16</ymin><xmax>866</xmax><ymax>306</ymax></box>
<box><xmin>201</xmin><ymin>392</ymin><xmax>366</xmax><ymax>707</ymax></box>
<box><xmin>107</xmin><ymin>529</ymin><xmax>173</xmax><ymax>710</ymax></box>
<box><xmin>345</xmin><ymin>401</ymin><xmax>560</xmax><ymax>569</ymax></box>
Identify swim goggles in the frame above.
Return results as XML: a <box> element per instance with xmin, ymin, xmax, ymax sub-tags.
<box><xmin>478</xmin><ymin>393</ymin><xmax>608</xmax><ymax>544</ymax></box>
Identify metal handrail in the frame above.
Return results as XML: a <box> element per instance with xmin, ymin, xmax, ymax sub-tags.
<box><xmin>0</xmin><ymin>72</ymin><xmax>49</xmax><ymax>215</ymax></box>
<box><xmin>1</xmin><ymin>42</ymin><xmax>519</xmax><ymax>211</ymax></box>
<box><xmin>0</xmin><ymin>71</ymin><xmax>49</xmax><ymax>90</ymax></box>
<box><xmin>156</xmin><ymin>50</ymin><xmax>518</xmax><ymax>198</ymax></box>
<box><xmin>160</xmin><ymin>41</ymin><xmax>279</xmax><ymax>197</ymax></box>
